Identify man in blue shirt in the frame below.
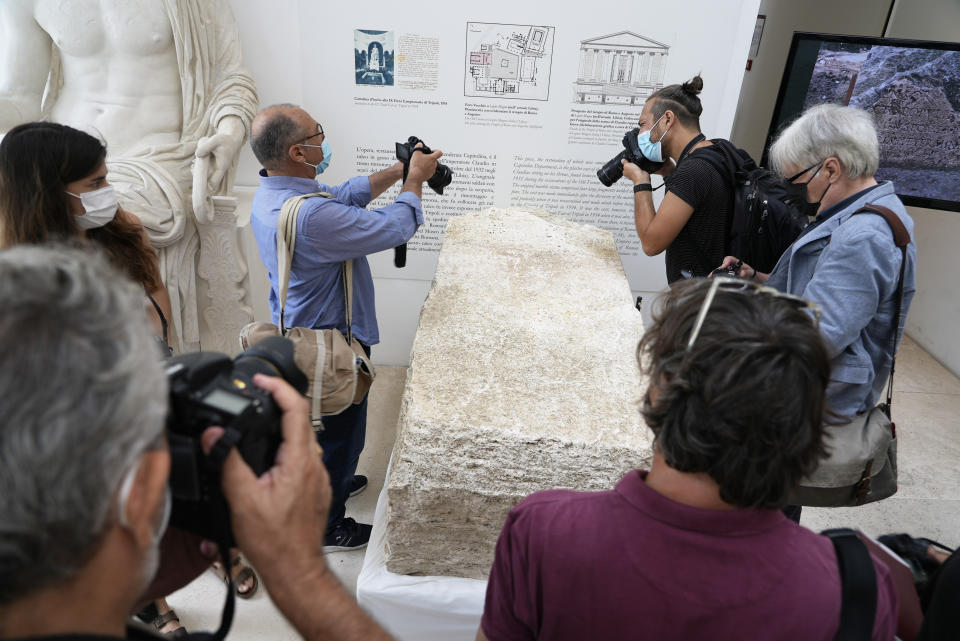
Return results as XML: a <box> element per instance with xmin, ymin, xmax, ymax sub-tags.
<box><xmin>249</xmin><ymin>103</ymin><xmax>441</xmax><ymax>550</ymax></box>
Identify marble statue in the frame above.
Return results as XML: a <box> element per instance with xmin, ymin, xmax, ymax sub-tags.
<box><xmin>0</xmin><ymin>0</ymin><xmax>259</xmax><ymax>353</ymax></box>
<box><xmin>385</xmin><ymin>208</ymin><xmax>654</xmax><ymax>579</ymax></box>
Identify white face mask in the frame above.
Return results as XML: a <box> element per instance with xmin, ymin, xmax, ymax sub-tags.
<box><xmin>66</xmin><ymin>185</ymin><xmax>119</xmax><ymax>230</ymax></box>
<box><xmin>117</xmin><ymin>459</ymin><xmax>172</xmax><ymax>546</ymax></box>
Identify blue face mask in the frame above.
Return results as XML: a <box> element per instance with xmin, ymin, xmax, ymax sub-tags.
<box><xmin>636</xmin><ymin>113</ymin><xmax>670</xmax><ymax>163</ymax></box>
<box><xmin>301</xmin><ymin>139</ymin><xmax>332</xmax><ymax>175</ymax></box>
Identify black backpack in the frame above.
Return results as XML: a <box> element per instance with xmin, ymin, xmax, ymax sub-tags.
<box><xmin>697</xmin><ymin>140</ymin><xmax>809</xmax><ymax>274</ymax></box>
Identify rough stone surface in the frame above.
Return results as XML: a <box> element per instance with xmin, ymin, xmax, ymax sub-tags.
<box><xmin>384</xmin><ymin>208</ymin><xmax>653</xmax><ymax>579</ymax></box>
<box><xmin>867</xmin><ymin>80</ymin><xmax>960</xmax><ymax>168</ymax></box>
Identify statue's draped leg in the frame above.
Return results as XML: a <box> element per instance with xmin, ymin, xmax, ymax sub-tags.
<box><xmin>196</xmin><ymin>197</ymin><xmax>254</xmax><ymax>355</ymax></box>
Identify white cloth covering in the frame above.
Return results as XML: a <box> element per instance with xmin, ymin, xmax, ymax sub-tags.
<box><xmin>357</xmin><ymin>455</ymin><xmax>487</xmax><ymax>641</ymax></box>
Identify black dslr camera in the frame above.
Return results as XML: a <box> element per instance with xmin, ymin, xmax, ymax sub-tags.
<box><xmin>393</xmin><ymin>136</ymin><xmax>453</xmax><ymax>267</ymax></box>
<box><xmin>597</xmin><ymin>128</ymin><xmax>666</xmax><ymax>186</ymax></box>
<box><xmin>395</xmin><ymin>135</ymin><xmax>452</xmax><ymax>195</ymax></box>
<box><xmin>165</xmin><ymin>336</ymin><xmax>307</xmax><ymax>547</ymax></box>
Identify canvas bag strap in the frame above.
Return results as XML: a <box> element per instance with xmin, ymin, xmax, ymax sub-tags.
<box><xmin>276</xmin><ymin>192</ymin><xmax>333</xmax><ymax>333</ymax></box>
<box><xmin>853</xmin><ymin>204</ymin><xmax>910</xmax><ymax>415</ymax></box>
<box><xmin>342</xmin><ymin>258</ymin><xmax>355</xmax><ymax>345</ymax></box>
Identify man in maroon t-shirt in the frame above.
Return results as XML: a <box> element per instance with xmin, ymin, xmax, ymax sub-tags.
<box><xmin>478</xmin><ymin>278</ymin><xmax>898</xmax><ymax>641</ymax></box>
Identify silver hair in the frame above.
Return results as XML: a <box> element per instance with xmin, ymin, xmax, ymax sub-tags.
<box><xmin>0</xmin><ymin>245</ymin><xmax>167</xmax><ymax>604</ymax></box>
<box><xmin>769</xmin><ymin>104</ymin><xmax>880</xmax><ymax>180</ymax></box>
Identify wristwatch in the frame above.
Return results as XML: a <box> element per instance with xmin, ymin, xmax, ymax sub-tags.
<box><xmin>633</xmin><ymin>183</ymin><xmax>653</xmax><ymax>193</ymax></box>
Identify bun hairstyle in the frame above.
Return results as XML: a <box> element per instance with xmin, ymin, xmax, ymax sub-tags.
<box><xmin>681</xmin><ymin>74</ymin><xmax>704</xmax><ymax>96</ymax></box>
<box><xmin>648</xmin><ymin>74</ymin><xmax>704</xmax><ymax>129</ymax></box>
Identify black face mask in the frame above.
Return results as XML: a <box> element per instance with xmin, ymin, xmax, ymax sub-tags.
<box><xmin>784</xmin><ymin>161</ymin><xmax>830</xmax><ymax>218</ymax></box>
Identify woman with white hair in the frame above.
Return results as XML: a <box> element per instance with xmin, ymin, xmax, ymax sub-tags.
<box><xmin>720</xmin><ymin>102</ymin><xmax>917</xmax><ymax>447</ymax></box>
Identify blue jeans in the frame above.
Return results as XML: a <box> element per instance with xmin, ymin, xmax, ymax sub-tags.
<box><xmin>317</xmin><ymin>345</ymin><xmax>370</xmax><ymax>532</ymax></box>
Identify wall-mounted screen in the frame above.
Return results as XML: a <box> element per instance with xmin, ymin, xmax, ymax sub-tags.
<box><xmin>763</xmin><ymin>32</ymin><xmax>960</xmax><ymax>212</ymax></box>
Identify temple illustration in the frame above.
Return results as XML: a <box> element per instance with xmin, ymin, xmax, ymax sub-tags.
<box><xmin>573</xmin><ymin>31</ymin><xmax>670</xmax><ymax>105</ymax></box>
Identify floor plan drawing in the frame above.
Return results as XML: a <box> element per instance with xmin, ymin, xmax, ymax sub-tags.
<box><xmin>464</xmin><ymin>23</ymin><xmax>555</xmax><ymax>101</ymax></box>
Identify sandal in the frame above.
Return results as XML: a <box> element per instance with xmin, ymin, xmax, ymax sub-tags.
<box><xmin>211</xmin><ymin>551</ymin><xmax>259</xmax><ymax>599</ymax></box>
<box><xmin>135</xmin><ymin>601</ymin><xmax>187</xmax><ymax>638</ymax></box>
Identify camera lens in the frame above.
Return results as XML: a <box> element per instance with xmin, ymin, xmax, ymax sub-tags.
<box><xmin>235</xmin><ymin>336</ymin><xmax>308</xmax><ymax>394</ymax></box>
<box><xmin>427</xmin><ymin>164</ymin><xmax>453</xmax><ymax>195</ymax></box>
<box><xmin>597</xmin><ymin>150</ymin><xmax>628</xmax><ymax>187</ymax></box>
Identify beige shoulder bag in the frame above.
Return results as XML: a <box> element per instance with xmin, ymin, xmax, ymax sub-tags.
<box><xmin>240</xmin><ymin>192</ymin><xmax>375</xmax><ymax>424</ymax></box>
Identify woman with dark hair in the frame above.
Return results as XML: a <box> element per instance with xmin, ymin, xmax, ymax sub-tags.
<box><xmin>0</xmin><ymin>121</ymin><xmax>173</xmax><ymax>346</ymax></box>
<box><xmin>622</xmin><ymin>75</ymin><xmax>734</xmax><ymax>283</ymax></box>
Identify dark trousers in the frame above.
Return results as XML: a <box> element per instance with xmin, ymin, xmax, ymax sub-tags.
<box><xmin>317</xmin><ymin>344</ymin><xmax>370</xmax><ymax>532</ymax></box>
<box><xmin>919</xmin><ymin>549</ymin><xmax>960</xmax><ymax>640</ymax></box>
<box><xmin>318</xmin><ymin>396</ymin><xmax>367</xmax><ymax>531</ymax></box>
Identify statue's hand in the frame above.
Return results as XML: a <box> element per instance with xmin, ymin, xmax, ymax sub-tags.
<box><xmin>194</xmin><ymin>116</ymin><xmax>246</xmax><ymax>192</ymax></box>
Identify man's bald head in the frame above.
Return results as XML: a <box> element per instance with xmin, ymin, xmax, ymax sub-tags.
<box><xmin>250</xmin><ymin>103</ymin><xmax>315</xmax><ymax>170</ymax></box>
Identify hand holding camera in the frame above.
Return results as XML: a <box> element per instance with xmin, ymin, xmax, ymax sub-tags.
<box><xmin>713</xmin><ymin>256</ymin><xmax>760</xmax><ymax>280</ymax></box>
<box><xmin>396</xmin><ymin>136</ymin><xmax>450</xmax><ymax>194</ymax></box>
<box><xmin>201</xmin><ymin>373</ymin><xmax>331</xmax><ymax>584</ymax></box>
<box><xmin>597</xmin><ymin>128</ymin><xmax>667</xmax><ymax>187</ymax></box>
<box><xmin>165</xmin><ymin>336</ymin><xmax>309</xmax><ymax>548</ymax></box>
<box><xmin>709</xmin><ymin>259</ymin><xmax>742</xmax><ymax>278</ymax></box>
<box><xmin>393</xmin><ymin>136</ymin><xmax>452</xmax><ymax>268</ymax></box>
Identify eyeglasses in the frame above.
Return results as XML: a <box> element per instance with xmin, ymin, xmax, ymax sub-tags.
<box><xmin>686</xmin><ymin>277</ymin><xmax>821</xmax><ymax>351</ymax></box>
<box><xmin>298</xmin><ymin>123</ymin><xmax>324</xmax><ymax>143</ymax></box>
<box><xmin>787</xmin><ymin>161</ymin><xmax>824</xmax><ymax>183</ymax></box>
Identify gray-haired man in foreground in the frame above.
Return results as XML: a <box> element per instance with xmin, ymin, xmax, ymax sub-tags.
<box><xmin>0</xmin><ymin>245</ymin><xmax>394</xmax><ymax>640</ymax></box>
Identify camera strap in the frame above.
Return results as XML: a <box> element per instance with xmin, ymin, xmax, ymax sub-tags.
<box><xmin>676</xmin><ymin>133</ymin><xmax>706</xmax><ymax>166</ymax></box>
<box><xmin>207</xmin><ymin>427</ymin><xmax>244</xmax><ymax>472</ymax></box>
<box><xmin>394</xmin><ymin>145</ymin><xmax>416</xmax><ymax>269</ymax></box>
<box><xmin>183</xmin><ymin>543</ymin><xmax>236</xmax><ymax>641</ymax></box>
<box><xmin>183</xmin><ymin>426</ymin><xmax>245</xmax><ymax>641</ymax></box>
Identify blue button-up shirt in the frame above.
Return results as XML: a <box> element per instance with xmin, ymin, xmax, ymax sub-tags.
<box><xmin>250</xmin><ymin>171</ymin><xmax>423</xmax><ymax>345</ymax></box>
<box><xmin>767</xmin><ymin>181</ymin><xmax>917</xmax><ymax>420</ymax></box>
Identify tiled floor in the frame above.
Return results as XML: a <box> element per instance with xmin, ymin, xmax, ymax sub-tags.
<box><xmin>167</xmin><ymin>336</ymin><xmax>960</xmax><ymax>638</ymax></box>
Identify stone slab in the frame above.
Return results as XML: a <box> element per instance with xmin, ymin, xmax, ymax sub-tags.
<box><xmin>384</xmin><ymin>208</ymin><xmax>653</xmax><ymax>579</ymax></box>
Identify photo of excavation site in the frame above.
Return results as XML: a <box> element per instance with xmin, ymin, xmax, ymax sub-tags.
<box><xmin>803</xmin><ymin>42</ymin><xmax>960</xmax><ymax>205</ymax></box>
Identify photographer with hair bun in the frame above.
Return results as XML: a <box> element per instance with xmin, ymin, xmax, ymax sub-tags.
<box><xmin>622</xmin><ymin>75</ymin><xmax>734</xmax><ymax>283</ymax></box>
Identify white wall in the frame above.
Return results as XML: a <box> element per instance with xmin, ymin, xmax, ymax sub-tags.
<box><xmin>884</xmin><ymin>0</ymin><xmax>960</xmax><ymax>378</ymax></box>
<box><xmin>730</xmin><ymin>0</ymin><xmax>891</xmax><ymax>160</ymax></box>
<box><xmin>902</xmin><ymin>206</ymin><xmax>960</xmax><ymax>373</ymax></box>
<box><xmin>227</xmin><ymin>0</ymin><xmax>470</xmax><ymax>365</ymax></box>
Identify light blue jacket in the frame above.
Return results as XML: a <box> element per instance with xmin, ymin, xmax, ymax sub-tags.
<box><xmin>767</xmin><ymin>181</ymin><xmax>917</xmax><ymax>421</ymax></box>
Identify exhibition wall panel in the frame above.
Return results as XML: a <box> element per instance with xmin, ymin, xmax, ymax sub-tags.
<box><xmin>230</xmin><ymin>0</ymin><xmax>761</xmax><ymax>364</ymax></box>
